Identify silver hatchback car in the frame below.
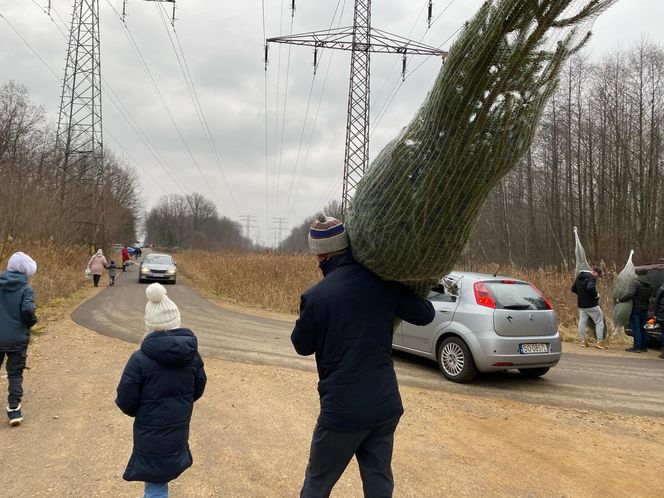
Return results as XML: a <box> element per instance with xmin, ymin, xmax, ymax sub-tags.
<box><xmin>393</xmin><ymin>271</ymin><xmax>561</xmax><ymax>383</ymax></box>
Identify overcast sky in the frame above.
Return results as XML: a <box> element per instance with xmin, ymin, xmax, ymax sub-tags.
<box><xmin>1</xmin><ymin>0</ymin><xmax>663</xmax><ymax>245</ymax></box>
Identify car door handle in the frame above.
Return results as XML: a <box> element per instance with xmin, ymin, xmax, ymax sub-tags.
<box><xmin>438</xmin><ymin>309</ymin><xmax>450</xmax><ymax>313</ymax></box>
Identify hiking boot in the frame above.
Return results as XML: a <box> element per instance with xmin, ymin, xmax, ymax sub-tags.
<box><xmin>595</xmin><ymin>341</ymin><xmax>606</xmax><ymax>350</ymax></box>
<box><xmin>580</xmin><ymin>340</ymin><xmax>588</xmax><ymax>347</ymax></box>
<box><xmin>640</xmin><ymin>348</ymin><xmax>648</xmax><ymax>353</ymax></box>
<box><xmin>624</xmin><ymin>347</ymin><xmax>642</xmax><ymax>353</ymax></box>
<box><xmin>7</xmin><ymin>405</ymin><xmax>22</xmax><ymax>426</ymax></box>
<box><xmin>658</xmin><ymin>352</ymin><xmax>664</xmax><ymax>359</ymax></box>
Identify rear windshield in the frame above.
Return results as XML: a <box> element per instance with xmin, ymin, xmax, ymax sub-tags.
<box><xmin>484</xmin><ymin>281</ymin><xmax>551</xmax><ymax>310</ymax></box>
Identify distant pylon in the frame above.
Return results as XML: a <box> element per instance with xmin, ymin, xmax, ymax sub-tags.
<box><xmin>267</xmin><ymin>0</ymin><xmax>447</xmax><ymax>213</ymax></box>
<box><xmin>56</xmin><ymin>0</ymin><xmax>104</xmax><ymax>249</ymax></box>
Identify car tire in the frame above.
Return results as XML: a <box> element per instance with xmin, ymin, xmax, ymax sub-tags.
<box><xmin>437</xmin><ymin>336</ymin><xmax>477</xmax><ymax>383</ymax></box>
<box><xmin>138</xmin><ymin>277</ymin><xmax>145</xmax><ymax>284</ymax></box>
<box><xmin>171</xmin><ymin>278</ymin><xmax>177</xmax><ymax>285</ymax></box>
<box><xmin>517</xmin><ymin>367</ymin><xmax>550</xmax><ymax>378</ymax></box>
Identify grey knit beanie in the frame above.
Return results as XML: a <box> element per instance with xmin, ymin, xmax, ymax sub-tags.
<box><xmin>308</xmin><ymin>212</ymin><xmax>349</xmax><ymax>255</ymax></box>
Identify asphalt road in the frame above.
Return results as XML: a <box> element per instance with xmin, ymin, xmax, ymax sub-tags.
<box><xmin>72</xmin><ymin>261</ymin><xmax>664</xmax><ymax>418</ymax></box>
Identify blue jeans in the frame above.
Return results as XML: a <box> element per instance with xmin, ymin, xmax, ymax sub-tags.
<box><xmin>144</xmin><ymin>482</ymin><xmax>168</xmax><ymax>498</ymax></box>
<box><xmin>630</xmin><ymin>308</ymin><xmax>649</xmax><ymax>349</ymax></box>
<box><xmin>300</xmin><ymin>419</ymin><xmax>399</xmax><ymax>498</ymax></box>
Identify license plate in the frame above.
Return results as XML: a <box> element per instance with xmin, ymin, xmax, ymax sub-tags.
<box><xmin>519</xmin><ymin>343</ymin><xmax>549</xmax><ymax>354</ymax></box>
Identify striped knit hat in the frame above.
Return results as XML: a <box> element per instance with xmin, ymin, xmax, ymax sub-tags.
<box><xmin>308</xmin><ymin>212</ymin><xmax>349</xmax><ymax>255</ymax></box>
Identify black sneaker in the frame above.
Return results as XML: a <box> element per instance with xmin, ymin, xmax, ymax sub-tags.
<box><xmin>640</xmin><ymin>348</ymin><xmax>648</xmax><ymax>353</ymax></box>
<box><xmin>658</xmin><ymin>352</ymin><xmax>664</xmax><ymax>359</ymax></box>
<box><xmin>7</xmin><ymin>405</ymin><xmax>23</xmax><ymax>426</ymax></box>
<box><xmin>624</xmin><ymin>348</ymin><xmax>642</xmax><ymax>353</ymax></box>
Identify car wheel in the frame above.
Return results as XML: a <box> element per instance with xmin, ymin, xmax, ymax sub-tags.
<box><xmin>517</xmin><ymin>367</ymin><xmax>550</xmax><ymax>378</ymax></box>
<box><xmin>171</xmin><ymin>278</ymin><xmax>177</xmax><ymax>285</ymax></box>
<box><xmin>437</xmin><ymin>336</ymin><xmax>477</xmax><ymax>383</ymax></box>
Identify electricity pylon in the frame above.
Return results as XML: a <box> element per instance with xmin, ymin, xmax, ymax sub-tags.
<box><xmin>267</xmin><ymin>0</ymin><xmax>447</xmax><ymax>213</ymax></box>
<box><xmin>55</xmin><ymin>0</ymin><xmax>104</xmax><ymax>250</ymax></box>
<box><xmin>54</xmin><ymin>0</ymin><xmax>178</xmax><ymax>250</ymax></box>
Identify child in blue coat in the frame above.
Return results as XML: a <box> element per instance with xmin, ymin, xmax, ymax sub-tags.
<box><xmin>116</xmin><ymin>283</ymin><xmax>206</xmax><ymax>498</ymax></box>
<box><xmin>0</xmin><ymin>252</ymin><xmax>38</xmax><ymax>426</ymax></box>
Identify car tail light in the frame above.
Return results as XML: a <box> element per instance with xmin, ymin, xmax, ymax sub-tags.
<box><xmin>500</xmin><ymin>279</ymin><xmax>515</xmax><ymax>284</ymax></box>
<box><xmin>474</xmin><ymin>282</ymin><xmax>496</xmax><ymax>309</ymax></box>
<box><xmin>530</xmin><ymin>284</ymin><xmax>554</xmax><ymax>310</ymax></box>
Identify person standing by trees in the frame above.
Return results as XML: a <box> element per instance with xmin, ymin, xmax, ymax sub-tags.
<box><xmin>0</xmin><ymin>252</ymin><xmax>37</xmax><ymax>426</ymax></box>
<box><xmin>291</xmin><ymin>213</ymin><xmax>435</xmax><ymax>497</ymax></box>
<box><xmin>87</xmin><ymin>249</ymin><xmax>107</xmax><ymax>288</ymax></box>
<box><xmin>571</xmin><ymin>266</ymin><xmax>606</xmax><ymax>349</ymax></box>
<box><xmin>618</xmin><ymin>268</ymin><xmax>653</xmax><ymax>353</ymax></box>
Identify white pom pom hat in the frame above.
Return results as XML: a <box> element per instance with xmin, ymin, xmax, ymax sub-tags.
<box><xmin>144</xmin><ymin>283</ymin><xmax>181</xmax><ymax>332</ymax></box>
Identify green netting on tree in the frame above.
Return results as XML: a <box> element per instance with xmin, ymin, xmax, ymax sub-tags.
<box><xmin>573</xmin><ymin>225</ymin><xmax>591</xmax><ymax>275</ymax></box>
<box><xmin>345</xmin><ymin>0</ymin><xmax>616</xmax><ymax>294</ymax></box>
<box><xmin>612</xmin><ymin>250</ymin><xmax>636</xmax><ymax>329</ymax></box>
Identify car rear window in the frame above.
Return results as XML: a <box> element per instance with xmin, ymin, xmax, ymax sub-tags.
<box><xmin>483</xmin><ymin>281</ymin><xmax>551</xmax><ymax>310</ymax></box>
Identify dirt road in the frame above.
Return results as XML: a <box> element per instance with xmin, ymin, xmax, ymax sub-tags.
<box><xmin>72</xmin><ymin>263</ymin><xmax>664</xmax><ymax>417</ymax></box>
<box><xmin>2</xmin><ymin>265</ymin><xmax>663</xmax><ymax>497</ymax></box>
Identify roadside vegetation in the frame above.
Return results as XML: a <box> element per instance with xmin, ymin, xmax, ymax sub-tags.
<box><xmin>177</xmin><ymin>250</ymin><xmax>626</xmax><ymax>342</ymax></box>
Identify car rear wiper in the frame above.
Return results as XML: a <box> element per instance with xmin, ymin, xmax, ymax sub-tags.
<box><xmin>502</xmin><ymin>305</ymin><xmax>531</xmax><ymax>310</ymax></box>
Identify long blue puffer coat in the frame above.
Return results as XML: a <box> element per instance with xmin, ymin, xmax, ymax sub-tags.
<box><xmin>116</xmin><ymin>328</ymin><xmax>206</xmax><ymax>483</ymax></box>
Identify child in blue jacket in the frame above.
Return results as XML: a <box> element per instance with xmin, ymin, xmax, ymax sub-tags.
<box><xmin>116</xmin><ymin>283</ymin><xmax>206</xmax><ymax>498</ymax></box>
<box><xmin>0</xmin><ymin>252</ymin><xmax>38</xmax><ymax>426</ymax></box>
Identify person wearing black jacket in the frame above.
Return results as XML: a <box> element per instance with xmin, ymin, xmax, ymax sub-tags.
<box><xmin>571</xmin><ymin>266</ymin><xmax>606</xmax><ymax>349</ymax></box>
<box><xmin>292</xmin><ymin>213</ymin><xmax>435</xmax><ymax>498</ymax></box>
<box><xmin>655</xmin><ymin>283</ymin><xmax>664</xmax><ymax>359</ymax></box>
<box><xmin>0</xmin><ymin>252</ymin><xmax>38</xmax><ymax>426</ymax></box>
<box><xmin>618</xmin><ymin>268</ymin><xmax>652</xmax><ymax>353</ymax></box>
<box><xmin>116</xmin><ymin>283</ymin><xmax>206</xmax><ymax>498</ymax></box>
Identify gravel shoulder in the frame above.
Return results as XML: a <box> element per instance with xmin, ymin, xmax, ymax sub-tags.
<box><xmin>2</xmin><ymin>288</ymin><xmax>663</xmax><ymax>497</ymax></box>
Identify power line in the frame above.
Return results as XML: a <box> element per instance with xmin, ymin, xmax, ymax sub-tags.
<box><xmin>103</xmin><ymin>0</ymin><xmax>228</xmax><ymax>213</ymax></box>
<box><xmin>284</xmin><ymin>0</ymin><xmax>348</xmax><ymax>220</ymax></box>
<box><xmin>42</xmin><ymin>2</ymin><xmax>194</xmax><ymax>198</ymax></box>
<box><xmin>156</xmin><ymin>3</ymin><xmax>243</xmax><ymax>216</ymax></box>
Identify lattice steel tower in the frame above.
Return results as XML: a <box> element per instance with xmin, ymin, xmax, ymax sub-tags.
<box><xmin>56</xmin><ymin>0</ymin><xmax>104</xmax><ymax>247</ymax></box>
<box><xmin>268</xmin><ymin>0</ymin><xmax>446</xmax><ymax>212</ymax></box>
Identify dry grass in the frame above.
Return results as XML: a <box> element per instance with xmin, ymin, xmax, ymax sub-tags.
<box><xmin>176</xmin><ymin>250</ymin><xmax>319</xmax><ymax>315</ymax></box>
<box><xmin>2</xmin><ymin>241</ymin><xmax>89</xmax><ymax>318</ymax></box>
<box><xmin>177</xmin><ymin>250</ymin><xmax>627</xmax><ymax>343</ymax></box>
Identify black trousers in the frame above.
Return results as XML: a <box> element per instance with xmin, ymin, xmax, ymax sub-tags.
<box><xmin>93</xmin><ymin>274</ymin><xmax>101</xmax><ymax>287</ymax></box>
<box><xmin>0</xmin><ymin>347</ymin><xmax>28</xmax><ymax>408</ymax></box>
<box><xmin>300</xmin><ymin>418</ymin><xmax>399</xmax><ymax>498</ymax></box>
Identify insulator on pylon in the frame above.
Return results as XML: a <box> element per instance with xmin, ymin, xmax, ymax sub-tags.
<box><xmin>264</xmin><ymin>44</ymin><xmax>269</xmax><ymax>71</ymax></box>
<box><xmin>401</xmin><ymin>53</ymin><xmax>407</xmax><ymax>81</ymax></box>
<box><xmin>171</xmin><ymin>1</ymin><xmax>177</xmax><ymax>26</ymax></box>
<box><xmin>313</xmin><ymin>47</ymin><xmax>318</xmax><ymax>74</ymax></box>
<box><xmin>291</xmin><ymin>0</ymin><xmax>296</xmax><ymax>18</ymax></box>
<box><xmin>427</xmin><ymin>0</ymin><xmax>433</xmax><ymax>27</ymax></box>
<box><xmin>122</xmin><ymin>0</ymin><xmax>127</xmax><ymax>22</ymax></box>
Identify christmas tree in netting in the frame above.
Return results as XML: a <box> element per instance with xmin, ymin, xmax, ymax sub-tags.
<box><xmin>345</xmin><ymin>0</ymin><xmax>617</xmax><ymax>294</ymax></box>
<box><xmin>612</xmin><ymin>250</ymin><xmax>636</xmax><ymax>330</ymax></box>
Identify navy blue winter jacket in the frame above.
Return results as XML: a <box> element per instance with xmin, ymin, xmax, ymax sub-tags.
<box><xmin>116</xmin><ymin>328</ymin><xmax>207</xmax><ymax>483</ymax></box>
<box><xmin>0</xmin><ymin>271</ymin><xmax>37</xmax><ymax>351</ymax></box>
<box><xmin>291</xmin><ymin>252</ymin><xmax>435</xmax><ymax>432</ymax></box>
